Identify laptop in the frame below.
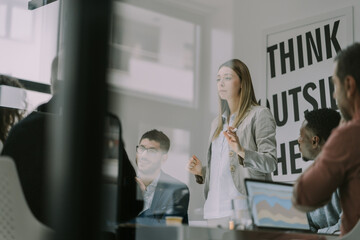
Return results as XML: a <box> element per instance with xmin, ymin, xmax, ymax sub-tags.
<box><xmin>244</xmin><ymin>178</ymin><xmax>311</xmax><ymax>232</ymax></box>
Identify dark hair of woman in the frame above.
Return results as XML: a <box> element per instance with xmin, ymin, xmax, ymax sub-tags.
<box><xmin>0</xmin><ymin>75</ymin><xmax>26</xmax><ymax>143</ymax></box>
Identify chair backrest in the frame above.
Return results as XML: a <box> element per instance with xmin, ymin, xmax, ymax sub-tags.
<box><xmin>0</xmin><ymin>156</ymin><xmax>54</xmax><ymax>240</ymax></box>
<box><xmin>339</xmin><ymin>219</ymin><xmax>360</xmax><ymax>240</ymax></box>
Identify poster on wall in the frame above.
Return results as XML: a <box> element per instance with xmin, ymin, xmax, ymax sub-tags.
<box><xmin>263</xmin><ymin>7</ymin><xmax>353</xmax><ymax>182</ymax></box>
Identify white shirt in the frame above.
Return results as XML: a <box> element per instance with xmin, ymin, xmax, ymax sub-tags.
<box><xmin>139</xmin><ymin>173</ymin><xmax>160</xmax><ymax>214</ymax></box>
<box><xmin>204</xmin><ymin>112</ymin><xmax>243</xmax><ymax>219</ymax></box>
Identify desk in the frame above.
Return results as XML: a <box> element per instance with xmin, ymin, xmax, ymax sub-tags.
<box><xmin>117</xmin><ymin>225</ymin><xmax>339</xmax><ymax>240</ymax></box>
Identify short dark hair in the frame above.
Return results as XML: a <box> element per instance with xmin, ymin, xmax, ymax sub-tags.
<box><xmin>304</xmin><ymin>108</ymin><xmax>341</xmax><ymax>142</ymax></box>
<box><xmin>140</xmin><ymin>129</ymin><xmax>170</xmax><ymax>153</ymax></box>
<box><xmin>335</xmin><ymin>42</ymin><xmax>360</xmax><ymax>92</ymax></box>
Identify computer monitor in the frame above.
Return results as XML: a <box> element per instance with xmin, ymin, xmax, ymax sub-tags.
<box><xmin>101</xmin><ymin>113</ymin><xmax>121</xmax><ymax>232</ymax></box>
<box><xmin>101</xmin><ymin>113</ymin><xmax>142</xmax><ymax>233</ymax></box>
<box><xmin>245</xmin><ymin>178</ymin><xmax>311</xmax><ymax>232</ymax></box>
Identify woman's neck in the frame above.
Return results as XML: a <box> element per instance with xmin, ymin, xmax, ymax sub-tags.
<box><xmin>227</xmin><ymin>98</ymin><xmax>239</xmax><ymax>116</ymax></box>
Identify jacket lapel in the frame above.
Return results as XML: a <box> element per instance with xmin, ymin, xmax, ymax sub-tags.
<box><xmin>149</xmin><ymin>172</ymin><xmax>168</xmax><ymax>217</ymax></box>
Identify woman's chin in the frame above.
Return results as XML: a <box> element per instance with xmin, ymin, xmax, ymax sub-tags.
<box><xmin>218</xmin><ymin>94</ymin><xmax>227</xmax><ymax>100</ymax></box>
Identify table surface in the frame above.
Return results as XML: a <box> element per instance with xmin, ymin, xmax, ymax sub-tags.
<box><xmin>117</xmin><ymin>224</ymin><xmax>340</xmax><ymax>240</ymax></box>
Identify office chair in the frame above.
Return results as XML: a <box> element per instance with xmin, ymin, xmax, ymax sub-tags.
<box><xmin>339</xmin><ymin>219</ymin><xmax>360</xmax><ymax>240</ymax></box>
<box><xmin>0</xmin><ymin>156</ymin><xmax>54</xmax><ymax>240</ymax></box>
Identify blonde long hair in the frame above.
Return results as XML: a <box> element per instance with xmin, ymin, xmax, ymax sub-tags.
<box><xmin>213</xmin><ymin>59</ymin><xmax>258</xmax><ymax>140</ymax></box>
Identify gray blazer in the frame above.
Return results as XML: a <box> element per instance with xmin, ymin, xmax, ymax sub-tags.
<box><xmin>196</xmin><ymin>105</ymin><xmax>277</xmax><ymax>198</ymax></box>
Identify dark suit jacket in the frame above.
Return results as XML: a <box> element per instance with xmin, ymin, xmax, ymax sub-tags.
<box><xmin>1</xmin><ymin>97</ymin><xmax>59</xmax><ymax>227</ymax></box>
<box><xmin>136</xmin><ymin>171</ymin><xmax>189</xmax><ymax>225</ymax></box>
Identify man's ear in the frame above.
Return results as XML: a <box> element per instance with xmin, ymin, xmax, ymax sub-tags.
<box><xmin>345</xmin><ymin>75</ymin><xmax>357</xmax><ymax>98</ymax></box>
<box><xmin>161</xmin><ymin>153</ymin><xmax>168</xmax><ymax>164</ymax></box>
<box><xmin>312</xmin><ymin>136</ymin><xmax>320</xmax><ymax>148</ymax></box>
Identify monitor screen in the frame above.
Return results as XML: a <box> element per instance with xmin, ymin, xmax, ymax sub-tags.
<box><xmin>101</xmin><ymin>113</ymin><xmax>143</xmax><ymax>233</ymax></box>
<box><xmin>101</xmin><ymin>113</ymin><xmax>121</xmax><ymax>232</ymax></box>
<box><xmin>245</xmin><ymin>179</ymin><xmax>310</xmax><ymax>231</ymax></box>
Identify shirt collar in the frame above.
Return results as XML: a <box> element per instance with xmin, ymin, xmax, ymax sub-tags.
<box><xmin>144</xmin><ymin>172</ymin><xmax>161</xmax><ymax>192</ymax></box>
<box><xmin>222</xmin><ymin>109</ymin><xmax>236</xmax><ymax>123</ymax></box>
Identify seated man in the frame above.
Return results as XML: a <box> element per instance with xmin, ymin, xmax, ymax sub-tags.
<box><xmin>293</xmin><ymin>42</ymin><xmax>360</xmax><ymax>236</ymax></box>
<box><xmin>298</xmin><ymin>108</ymin><xmax>341</xmax><ymax>234</ymax></box>
<box><xmin>135</xmin><ymin>129</ymin><xmax>189</xmax><ymax>225</ymax></box>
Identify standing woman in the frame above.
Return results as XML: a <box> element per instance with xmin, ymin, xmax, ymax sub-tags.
<box><xmin>187</xmin><ymin>59</ymin><xmax>277</xmax><ymax>227</ymax></box>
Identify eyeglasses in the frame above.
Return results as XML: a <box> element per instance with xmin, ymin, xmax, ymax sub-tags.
<box><xmin>136</xmin><ymin>145</ymin><xmax>160</xmax><ymax>155</ymax></box>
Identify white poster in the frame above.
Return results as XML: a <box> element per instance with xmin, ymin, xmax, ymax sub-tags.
<box><xmin>263</xmin><ymin>7</ymin><xmax>354</xmax><ymax>182</ymax></box>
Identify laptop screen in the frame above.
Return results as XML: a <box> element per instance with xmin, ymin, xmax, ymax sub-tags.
<box><xmin>245</xmin><ymin>179</ymin><xmax>310</xmax><ymax>231</ymax></box>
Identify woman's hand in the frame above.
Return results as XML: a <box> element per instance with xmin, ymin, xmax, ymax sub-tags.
<box><xmin>223</xmin><ymin>126</ymin><xmax>244</xmax><ymax>157</ymax></box>
<box><xmin>187</xmin><ymin>155</ymin><xmax>203</xmax><ymax>176</ymax></box>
